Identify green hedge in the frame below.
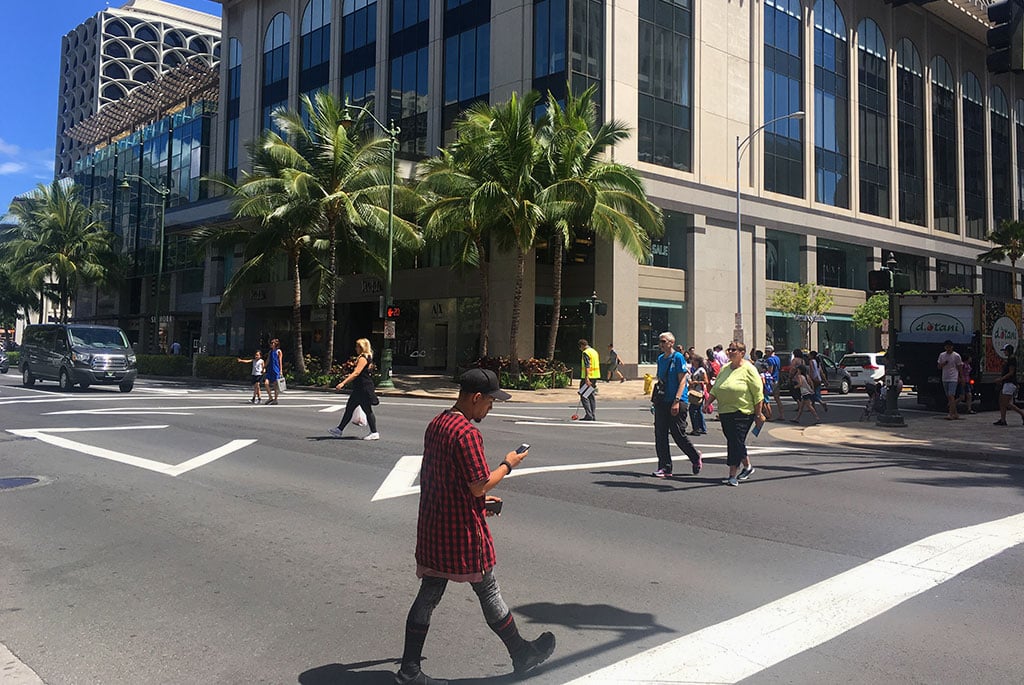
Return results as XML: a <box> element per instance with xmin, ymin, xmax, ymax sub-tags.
<box><xmin>5</xmin><ymin>351</ymin><xmax>20</xmax><ymax>366</ymax></box>
<box><xmin>136</xmin><ymin>354</ymin><xmax>192</xmax><ymax>376</ymax></box>
<box><xmin>195</xmin><ymin>356</ymin><xmax>253</xmax><ymax>381</ymax></box>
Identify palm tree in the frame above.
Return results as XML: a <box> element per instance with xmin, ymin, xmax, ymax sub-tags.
<box><xmin>198</xmin><ymin>93</ymin><xmax>421</xmax><ymax>374</ymax></box>
<box><xmin>536</xmin><ymin>85</ymin><xmax>663</xmax><ymax>360</ymax></box>
<box><xmin>3</xmin><ymin>180</ymin><xmax>120</xmax><ymax>323</ymax></box>
<box><xmin>0</xmin><ymin>262</ymin><xmax>37</xmax><ymax>330</ymax></box>
<box><xmin>442</xmin><ymin>92</ymin><xmax>546</xmax><ymax>374</ymax></box>
<box><xmin>978</xmin><ymin>219</ymin><xmax>1024</xmax><ymax>307</ymax></box>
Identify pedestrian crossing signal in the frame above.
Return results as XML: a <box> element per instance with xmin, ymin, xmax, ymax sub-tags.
<box><xmin>386</xmin><ymin>306</ymin><xmax>401</xmax><ymax>318</ymax></box>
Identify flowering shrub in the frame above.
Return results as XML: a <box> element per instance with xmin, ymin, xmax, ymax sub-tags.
<box><xmin>462</xmin><ymin>357</ymin><xmax>572</xmax><ymax>390</ymax></box>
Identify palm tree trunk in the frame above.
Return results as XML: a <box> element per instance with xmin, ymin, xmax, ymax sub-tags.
<box><xmin>291</xmin><ymin>249</ymin><xmax>307</xmax><ymax>376</ymax></box>
<box><xmin>478</xmin><ymin>240</ymin><xmax>490</xmax><ymax>358</ymax></box>
<box><xmin>324</xmin><ymin>225</ymin><xmax>337</xmax><ymax>371</ymax></box>
<box><xmin>508</xmin><ymin>248</ymin><xmax>526</xmax><ymax>375</ymax></box>
<box><xmin>546</xmin><ymin>238</ymin><xmax>563</xmax><ymax>360</ymax></box>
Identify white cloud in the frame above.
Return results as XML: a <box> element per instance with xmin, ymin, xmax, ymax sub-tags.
<box><xmin>0</xmin><ymin>138</ymin><xmax>20</xmax><ymax>156</ymax></box>
<box><xmin>0</xmin><ymin>162</ymin><xmax>27</xmax><ymax>175</ymax></box>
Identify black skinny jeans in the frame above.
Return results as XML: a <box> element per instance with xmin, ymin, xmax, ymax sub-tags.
<box><xmin>718</xmin><ymin>411</ymin><xmax>754</xmax><ymax>467</ymax></box>
<box><xmin>336</xmin><ymin>390</ymin><xmax>377</xmax><ymax>433</ymax></box>
<box><xmin>407</xmin><ymin>570</ymin><xmax>510</xmax><ymax>626</ymax></box>
<box><xmin>653</xmin><ymin>401</ymin><xmax>701</xmax><ymax>473</ymax></box>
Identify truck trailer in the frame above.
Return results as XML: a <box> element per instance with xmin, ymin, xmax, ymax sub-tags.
<box><xmin>892</xmin><ymin>293</ymin><xmax>1021</xmax><ymax>410</ymax></box>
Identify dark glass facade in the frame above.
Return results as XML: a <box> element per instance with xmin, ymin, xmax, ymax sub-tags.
<box><xmin>931</xmin><ymin>56</ymin><xmax>957</xmax><ymax>234</ymax></box>
<box><xmin>990</xmin><ymin>87</ymin><xmax>1012</xmax><ymax>226</ymax></box>
<box><xmin>936</xmin><ymin>260</ymin><xmax>974</xmax><ymax>292</ymax></box>
<box><xmin>533</xmin><ymin>0</ymin><xmax>603</xmax><ymax>113</ymax></box>
<box><xmin>637</xmin><ymin>0</ymin><xmax>693</xmax><ymax>172</ymax></box>
<box><xmin>763</xmin><ymin>0</ymin><xmax>804</xmax><ymax>198</ymax></box>
<box><xmin>262</xmin><ymin>13</ymin><xmax>291</xmax><ymax>134</ymax></box>
<box><xmin>895</xmin><ymin>39</ymin><xmax>924</xmax><ymax>226</ymax></box>
<box><xmin>443</xmin><ymin>0</ymin><xmax>490</xmax><ymax>138</ymax></box>
<box><xmin>1017</xmin><ymin>100</ymin><xmax>1024</xmax><ymax>221</ymax></box>
<box><xmin>225</xmin><ymin>37</ymin><xmax>241</xmax><ymax>181</ymax></box>
<box><xmin>857</xmin><ymin>19</ymin><xmax>889</xmax><ymax>218</ymax></box>
<box><xmin>389</xmin><ymin>0</ymin><xmax>430</xmax><ymax>155</ymax></box>
<box><xmin>983</xmin><ymin>268</ymin><xmax>1013</xmax><ymax>299</ymax></box>
<box><xmin>342</xmin><ymin>0</ymin><xmax>377</xmax><ymax>108</ymax></box>
<box><xmin>812</xmin><ymin>0</ymin><xmax>847</xmax><ymax>207</ymax></box>
<box><xmin>299</xmin><ymin>0</ymin><xmax>332</xmax><ymax>121</ymax></box>
<box><xmin>962</xmin><ymin>73</ymin><xmax>986</xmax><ymax>240</ymax></box>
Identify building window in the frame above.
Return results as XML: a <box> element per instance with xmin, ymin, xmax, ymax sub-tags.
<box><xmin>533</xmin><ymin>0</ymin><xmax>602</xmax><ymax>117</ymax></box>
<box><xmin>569</xmin><ymin>0</ymin><xmax>604</xmax><ymax>107</ymax></box>
<box><xmin>1016</xmin><ymin>100</ymin><xmax>1024</xmax><ymax>220</ymax></box>
<box><xmin>389</xmin><ymin>0</ymin><xmax>429</xmax><ymax>156</ymax></box>
<box><xmin>646</xmin><ymin>211</ymin><xmax>690</xmax><ymax>269</ymax></box>
<box><xmin>443</xmin><ymin>0</ymin><xmax>490</xmax><ymax>141</ymax></box>
<box><xmin>857</xmin><ymin>18</ymin><xmax>888</xmax><ymax>218</ymax></box>
<box><xmin>896</xmin><ymin>38</ymin><xmax>924</xmax><ymax>226</ymax></box>
<box><xmin>931</xmin><ymin>56</ymin><xmax>957</xmax><ymax>234</ymax></box>
<box><xmin>817</xmin><ymin>239</ymin><xmax>867</xmax><ymax>290</ymax></box>
<box><xmin>936</xmin><ymin>260</ymin><xmax>973</xmax><ymax>292</ymax></box>
<box><xmin>533</xmin><ymin>0</ymin><xmax>567</xmax><ymax>82</ymax></box>
<box><xmin>225</xmin><ymin>37</ymin><xmax>241</xmax><ymax>181</ymax></box>
<box><xmin>764</xmin><ymin>0</ymin><xmax>804</xmax><ymax>198</ymax></box>
<box><xmin>765</xmin><ymin>229</ymin><xmax>801</xmax><ymax>283</ymax></box>
<box><xmin>963</xmin><ymin>73</ymin><xmax>986</xmax><ymax>240</ymax></box>
<box><xmin>982</xmin><ymin>268</ymin><xmax>1013</xmax><ymax>299</ymax></box>
<box><xmin>812</xmin><ymin>0</ymin><xmax>847</xmax><ymax>207</ymax></box>
<box><xmin>991</xmin><ymin>87</ymin><xmax>1012</xmax><ymax>227</ymax></box>
<box><xmin>262</xmin><ymin>13</ymin><xmax>291</xmax><ymax>135</ymax></box>
<box><xmin>638</xmin><ymin>302</ymin><xmax>686</xmax><ymax>364</ymax></box>
<box><xmin>342</xmin><ymin>0</ymin><xmax>377</xmax><ymax>109</ymax></box>
<box><xmin>637</xmin><ymin>0</ymin><xmax>692</xmax><ymax>171</ymax></box>
<box><xmin>299</xmin><ymin>0</ymin><xmax>332</xmax><ymax>121</ymax></box>
<box><xmin>890</xmin><ymin>251</ymin><xmax>927</xmax><ymax>292</ymax></box>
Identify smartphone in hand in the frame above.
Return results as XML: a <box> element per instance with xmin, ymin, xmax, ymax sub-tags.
<box><xmin>515</xmin><ymin>443</ymin><xmax>530</xmax><ymax>454</ymax></box>
<box><xmin>751</xmin><ymin>423</ymin><xmax>762</xmax><ymax>437</ymax></box>
<box><xmin>483</xmin><ymin>499</ymin><xmax>503</xmax><ymax>515</ymax></box>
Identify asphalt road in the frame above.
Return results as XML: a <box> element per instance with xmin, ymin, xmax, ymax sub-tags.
<box><xmin>1</xmin><ymin>375</ymin><xmax>1022</xmax><ymax>684</ymax></box>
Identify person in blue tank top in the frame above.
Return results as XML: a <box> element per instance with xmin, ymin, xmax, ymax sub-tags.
<box><xmin>264</xmin><ymin>338</ymin><xmax>283</xmax><ymax>405</ymax></box>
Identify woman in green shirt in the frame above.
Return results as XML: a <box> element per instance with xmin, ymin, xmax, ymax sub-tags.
<box><xmin>709</xmin><ymin>341</ymin><xmax>765</xmax><ymax>486</ymax></box>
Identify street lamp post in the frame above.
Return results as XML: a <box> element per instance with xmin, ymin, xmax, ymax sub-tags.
<box><xmin>877</xmin><ymin>252</ymin><xmax>906</xmax><ymax>427</ymax></box>
<box><xmin>119</xmin><ymin>174</ymin><xmax>170</xmax><ymax>354</ymax></box>
<box><xmin>735</xmin><ymin>110</ymin><xmax>805</xmax><ymax>345</ymax></box>
<box><xmin>340</xmin><ymin>101</ymin><xmax>400</xmax><ymax>389</ymax></box>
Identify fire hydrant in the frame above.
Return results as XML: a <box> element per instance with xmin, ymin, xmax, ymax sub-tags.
<box><xmin>643</xmin><ymin>373</ymin><xmax>654</xmax><ymax>395</ymax></box>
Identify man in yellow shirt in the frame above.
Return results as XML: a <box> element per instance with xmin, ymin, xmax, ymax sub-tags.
<box><xmin>578</xmin><ymin>339</ymin><xmax>601</xmax><ymax>421</ymax></box>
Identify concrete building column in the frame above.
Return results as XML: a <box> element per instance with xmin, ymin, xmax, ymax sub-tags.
<box><xmin>595</xmin><ymin>237</ymin><xmax>640</xmax><ymax>379</ymax></box>
<box><xmin>927</xmin><ymin>257</ymin><xmax>938</xmax><ymax>291</ymax></box>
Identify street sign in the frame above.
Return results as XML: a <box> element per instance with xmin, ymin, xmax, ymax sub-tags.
<box><xmin>383</xmin><ymin>319</ymin><xmax>396</xmax><ymax>339</ymax></box>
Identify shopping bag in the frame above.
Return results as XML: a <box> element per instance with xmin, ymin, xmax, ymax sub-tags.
<box><xmin>277</xmin><ymin>377</ymin><xmax>287</xmax><ymax>392</ymax></box>
<box><xmin>352</xmin><ymin>405</ymin><xmax>368</xmax><ymax>427</ymax></box>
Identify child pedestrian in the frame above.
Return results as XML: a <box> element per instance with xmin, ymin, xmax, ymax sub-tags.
<box><xmin>790</xmin><ymin>364</ymin><xmax>821</xmax><ymax>424</ymax></box>
<box><xmin>237</xmin><ymin>350</ymin><xmax>266</xmax><ymax>404</ymax></box>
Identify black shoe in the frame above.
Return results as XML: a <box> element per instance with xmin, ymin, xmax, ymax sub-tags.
<box><xmin>395</xmin><ymin>664</ymin><xmax>448</xmax><ymax>685</ymax></box>
<box><xmin>512</xmin><ymin>632</ymin><xmax>556</xmax><ymax>677</ymax></box>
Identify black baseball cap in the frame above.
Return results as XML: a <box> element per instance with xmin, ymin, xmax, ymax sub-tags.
<box><xmin>458</xmin><ymin>368</ymin><xmax>512</xmax><ymax>401</ymax></box>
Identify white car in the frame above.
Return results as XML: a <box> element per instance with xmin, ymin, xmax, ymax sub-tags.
<box><xmin>838</xmin><ymin>352</ymin><xmax>885</xmax><ymax>389</ymax></box>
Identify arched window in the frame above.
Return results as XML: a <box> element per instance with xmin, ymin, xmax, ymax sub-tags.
<box><xmin>133</xmin><ymin>66</ymin><xmax>155</xmax><ymax>84</ymax></box>
<box><xmin>931</xmin><ymin>56</ymin><xmax>957</xmax><ymax>233</ymax></box>
<box><xmin>990</xmin><ymin>87</ymin><xmax>1012</xmax><ymax>225</ymax></box>
<box><xmin>106</xmin><ymin>19</ymin><xmax>128</xmax><ymax>37</ymax></box>
<box><xmin>764</xmin><ymin>0</ymin><xmax>804</xmax><ymax>198</ymax></box>
<box><xmin>103</xmin><ymin>62</ymin><xmax>127</xmax><ymax>80</ymax></box>
<box><xmin>813</xmin><ymin>0</ymin><xmax>847</xmax><ymax>207</ymax></box>
<box><xmin>134</xmin><ymin>45</ymin><xmax>156</xmax><ymax>63</ymax></box>
<box><xmin>300</xmin><ymin>0</ymin><xmax>332</xmax><ymax>120</ymax></box>
<box><xmin>263</xmin><ymin>13</ymin><xmax>291</xmax><ymax>133</ymax></box>
<box><xmin>857</xmin><ymin>18</ymin><xmax>888</xmax><ymax>217</ymax></box>
<box><xmin>102</xmin><ymin>83</ymin><xmax>125</xmax><ymax>101</ymax></box>
<box><xmin>135</xmin><ymin>26</ymin><xmax>158</xmax><ymax>42</ymax></box>
<box><xmin>895</xmin><ymin>38</ymin><xmax>924</xmax><ymax>225</ymax></box>
<box><xmin>190</xmin><ymin>36</ymin><xmax>210</xmax><ymax>54</ymax></box>
<box><xmin>226</xmin><ymin>38</ymin><xmax>243</xmax><ymax>180</ymax></box>
<box><xmin>165</xmin><ymin>31</ymin><xmax>185</xmax><ymax>48</ymax></box>
<box><xmin>164</xmin><ymin>51</ymin><xmax>183</xmax><ymax>68</ymax></box>
<box><xmin>962</xmin><ymin>72</ymin><xmax>985</xmax><ymax>239</ymax></box>
<box><xmin>105</xmin><ymin>41</ymin><xmax>128</xmax><ymax>59</ymax></box>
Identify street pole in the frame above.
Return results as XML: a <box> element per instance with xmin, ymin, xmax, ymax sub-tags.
<box><xmin>119</xmin><ymin>175</ymin><xmax>169</xmax><ymax>354</ymax></box>
<box><xmin>877</xmin><ymin>252</ymin><xmax>906</xmax><ymax>427</ymax></box>
<box><xmin>587</xmin><ymin>292</ymin><xmax>599</xmax><ymax>346</ymax></box>
<box><xmin>341</xmin><ymin>103</ymin><xmax>400</xmax><ymax>388</ymax></box>
<box><xmin>735</xmin><ymin>110</ymin><xmax>804</xmax><ymax>346</ymax></box>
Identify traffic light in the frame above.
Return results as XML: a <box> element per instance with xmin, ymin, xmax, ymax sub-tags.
<box><xmin>150</xmin><ymin>277</ymin><xmax>158</xmax><ymax>298</ymax></box>
<box><xmin>868</xmin><ymin>269</ymin><xmax>893</xmax><ymax>293</ymax></box>
<box><xmin>595</xmin><ymin>302</ymin><xmax>608</xmax><ymax>316</ymax></box>
<box><xmin>987</xmin><ymin>0</ymin><xmax>1024</xmax><ymax>74</ymax></box>
<box><xmin>578</xmin><ymin>301</ymin><xmax>590</xmax><ymax>318</ymax></box>
<box><xmin>386</xmin><ymin>306</ymin><xmax>401</xmax><ymax>318</ymax></box>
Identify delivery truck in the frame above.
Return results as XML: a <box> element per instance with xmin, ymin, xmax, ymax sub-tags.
<box><xmin>892</xmin><ymin>292</ymin><xmax>1021</xmax><ymax>409</ymax></box>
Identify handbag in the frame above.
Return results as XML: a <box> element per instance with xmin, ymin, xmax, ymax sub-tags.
<box><xmin>650</xmin><ymin>380</ymin><xmax>665</xmax><ymax>404</ymax></box>
<box><xmin>277</xmin><ymin>377</ymin><xmax>287</xmax><ymax>392</ymax></box>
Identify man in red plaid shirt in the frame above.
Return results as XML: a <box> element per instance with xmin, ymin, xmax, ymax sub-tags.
<box><xmin>395</xmin><ymin>368</ymin><xmax>556</xmax><ymax>685</ymax></box>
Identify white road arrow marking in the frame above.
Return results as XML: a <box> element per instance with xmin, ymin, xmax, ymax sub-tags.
<box><xmin>7</xmin><ymin>425</ymin><xmax>255</xmax><ymax>477</ymax></box>
<box><xmin>565</xmin><ymin>510</ymin><xmax>1024</xmax><ymax>684</ymax></box>
<box><xmin>371</xmin><ymin>447</ymin><xmax>803</xmax><ymax>501</ymax></box>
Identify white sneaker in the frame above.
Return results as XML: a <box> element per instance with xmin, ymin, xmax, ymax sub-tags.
<box><xmin>722</xmin><ymin>477</ymin><xmax>739</xmax><ymax>487</ymax></box>
<box><xmin>363</xmin><ymin>432</ymin><xmax>380</xmax><ymax>441</ymax></box>
<box><xmin>327</xmin><ymin>427</ymin><xmax>342</xmax><ymax>437</ymax></box>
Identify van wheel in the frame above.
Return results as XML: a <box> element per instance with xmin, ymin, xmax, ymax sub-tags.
<box><xmin>22</xmin><ymin>365</ymin><xmax>35</xmax><ymax>387</ymax></box>
<box><xmin>59</xmin><ymin>369</ymin><xmax>74</xmax><ymax>392</ymax></box>
<box><xmin>119</xmin><ymin>381</ymin><xmax>134</xmax><ymax>393</ymax></box>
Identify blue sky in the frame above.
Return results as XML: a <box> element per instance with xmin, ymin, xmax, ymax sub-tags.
<box><xmin>0</xmin><ymin>0</ymin><xmax>221</xmax><ymax>212</ymax></box>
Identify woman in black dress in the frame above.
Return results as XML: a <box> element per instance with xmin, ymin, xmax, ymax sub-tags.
<box><xmin>328</xmin><ymin>338</ymin><xmax>380</xmax><ymax>439</ymax></box>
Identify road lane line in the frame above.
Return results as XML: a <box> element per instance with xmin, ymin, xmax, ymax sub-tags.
<box><xmin>0</xmin><ymin>641</ymin><xmax>45</xmax><ymax>684</ymax></box>
<box><xmin>565</xmin><ymin>511</ymin><xmax>1024</xmax><ymax>684</ymax></box>
<box><xmin>371</xmin><ymin>455</ymin><xmax>424</xmax><ymax>501</ymax></box>
<box><xmin>166</xmin><ymin>439</ymin><xmax>257</xmax><ymax>476</ymax></box>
